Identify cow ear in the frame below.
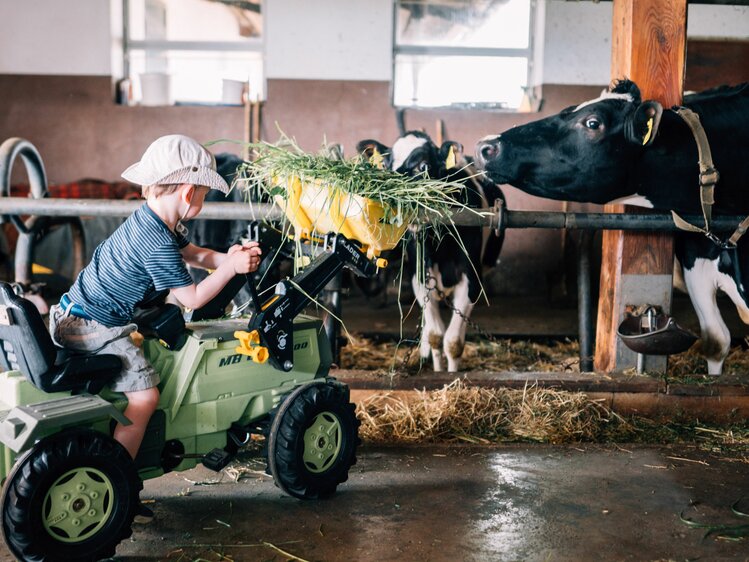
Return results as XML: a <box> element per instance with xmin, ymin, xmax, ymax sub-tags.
<box><xmin>627</xmin><ymin>100</ymin><xmax>663</xmax><ymax>147</ymax></box>
<box><xmin>439</xmin><ymin>141</ymin><xmax>463</xmax><ymax>170</ymax></box>
<box><xmin>356</xmin><ymin>140</ymin><xmax>391</xmax><ymax>169</ymax></box>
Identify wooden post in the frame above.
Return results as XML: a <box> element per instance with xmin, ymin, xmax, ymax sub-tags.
<box><xmin>594</xmin><ymin>0</ymin><xmax>687</xmax><ymax>372</ymax></box>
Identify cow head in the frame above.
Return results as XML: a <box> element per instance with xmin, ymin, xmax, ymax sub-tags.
<box><xmin>356</xmin><ymin>139</ymin><xmax>393</xmax><ymax>170</ymax></box>
<box><xmin>357</xmin><ymin>132</ymin><xmax>488</xmax><ymax>209</ymax></box>
<box><xmin>475</xmin><ymin>79</ymin><xmax>663</xmax><ymax>204</ymax></box>
<box><xmin>358</xmin><ymin>131</ymin><xmax>465</xmax><ymax>178</ymax></box>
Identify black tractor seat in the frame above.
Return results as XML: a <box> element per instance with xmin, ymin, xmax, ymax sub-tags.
<box><xmin>0</xmin><ymin>282</ymin><xmax>121</xmax><ymax>395</ymax></box>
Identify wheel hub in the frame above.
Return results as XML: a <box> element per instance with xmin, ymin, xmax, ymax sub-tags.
<box><xmin>302</xmin><ymin>411</ymin><xmax>343</xmax><ymax>474</ymax></box>
<box><xmin>43</xmin><ymin>467</ymin><xmax>114</xmax><ymax>542</ymax></box>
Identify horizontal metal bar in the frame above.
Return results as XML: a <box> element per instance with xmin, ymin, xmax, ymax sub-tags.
<box><xmin>0</xmin><ymin>197</ymin><xmax>282</xmax><ymax>221</ymax></box>
<box><xmin>1</xmin><ymin>197</ymin><xmax>746</xmax><ymax>232</ymax></box>
<box><xmin>395</xmin><ymin>45</ymin><xmax>530</xmax><ymax>58</ymax></box>
<box><xmin>128</xmin><ymin>39</ymin><xmax>263</xmax><ymax>52</ymax></box>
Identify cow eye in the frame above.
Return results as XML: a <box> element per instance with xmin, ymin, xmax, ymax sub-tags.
<box><xmin>585</xmin><ymin>117</ymin><xmax>601</xmax><ymax>130</ymax></box>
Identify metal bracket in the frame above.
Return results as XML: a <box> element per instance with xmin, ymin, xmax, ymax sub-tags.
<box><xmin>492</xmin><ymin>197</ymin><xmax>506</xmax><ymax>237</ymax></box>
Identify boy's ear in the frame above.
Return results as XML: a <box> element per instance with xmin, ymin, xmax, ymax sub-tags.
<box><xmin>180</xmin><ymin>183</ymin><xmax>196</xmax><ymax>203</ymax></box>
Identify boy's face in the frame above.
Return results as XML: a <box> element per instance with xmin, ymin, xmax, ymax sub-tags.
<box><xmin>181</xmin><ymin>184</ymin><xmax>211</xmax><ymax>220</ymax></box>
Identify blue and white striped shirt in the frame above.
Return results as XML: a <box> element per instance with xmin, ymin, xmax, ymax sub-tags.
<box><xmin>68</xmin><ymin>204</ymin><xmax>193</xmax><ymax>327</ymax></box>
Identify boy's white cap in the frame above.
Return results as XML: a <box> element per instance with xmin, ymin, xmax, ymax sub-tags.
<box><xmin>122</xmin><ymin>134</ymin><xmax>230</xmax><ymax>193</ymax></box>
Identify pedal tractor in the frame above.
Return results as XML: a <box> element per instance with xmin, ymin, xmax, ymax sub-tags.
<box><xmin>0</xmin><ymin>205</ymin><xmax>394</xmax><ymax>562</ymax></box>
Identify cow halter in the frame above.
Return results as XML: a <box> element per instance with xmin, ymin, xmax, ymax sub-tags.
<box><xmin>670</xmin><ymin>107</ymin><xmax>749</xmax><ymax>247</ymax></box>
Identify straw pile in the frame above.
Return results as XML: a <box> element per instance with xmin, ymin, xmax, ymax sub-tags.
<box><xmin>341</xmin><ymin>334</ymin><xmax>749</xmax><ymax>378</ymax></box>
<box><xmin>340</xmin><ymin>334</ymin><xmax>581</xmax><ymax>374</ymax></box>
<box><xmin>356</xmin><ymin>379</ymin><xmax>622</xmax><ymax>444</ymax></box>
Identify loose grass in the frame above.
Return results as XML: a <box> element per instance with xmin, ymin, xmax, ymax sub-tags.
<box><xmin>233</xmin><ymin>134</ymin><xmax>475</xmax><ymax>228</ymax></box>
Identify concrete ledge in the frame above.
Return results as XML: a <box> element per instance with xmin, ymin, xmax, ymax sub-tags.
<box><xmin>337</xmin><ymin>369</ymin><xmax>749</xmax><ymax>423</ymax></box>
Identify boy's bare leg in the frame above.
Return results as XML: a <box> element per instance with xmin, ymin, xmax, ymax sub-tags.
<box><xmin>114</xmin><ymin>387</ymin><xmax>160</xmax><ymax>460</ymax></box>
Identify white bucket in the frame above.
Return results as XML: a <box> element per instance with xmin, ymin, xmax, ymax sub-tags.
<box><xmin>222</xmin><ymin>79</ymin><xmax>247</xmax><ymax>105</ymax></box>
<box><xmin>140</xmin><ymin>73</ymin><xmax>171</xmax><ymax>106</ymax></box>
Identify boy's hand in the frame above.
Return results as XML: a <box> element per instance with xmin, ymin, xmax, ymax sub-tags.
<box><xmin>228</xmin><ymin>242</ymin><xmax>262</xmax><ymax>274</ymax></box>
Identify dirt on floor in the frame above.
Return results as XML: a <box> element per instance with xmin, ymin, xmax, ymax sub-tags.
<box><xmin>2</xmin><ymin>443</ymin><xmax>744</xmax><ymax>562</ymax></box>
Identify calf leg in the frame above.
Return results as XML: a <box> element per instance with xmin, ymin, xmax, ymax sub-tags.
<box><xmin>683</xmin><ymin>260</ymin><xmax>730</xmax><ymax>375</ymax></box>
<box><xmin>444</xmin><ymin>275</ymin><xmax>474</xmax><ymax>372</ymax></box>
<box><xmin>412</xmin><ymin>274</ymin><xmax>445</xmax><ymax>371</ymax></box>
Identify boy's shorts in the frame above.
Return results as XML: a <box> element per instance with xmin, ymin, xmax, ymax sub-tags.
<box><xmin>49</xmin><ymin>304</ymin><xmax>160</xmax><ymax>393</ymax></box>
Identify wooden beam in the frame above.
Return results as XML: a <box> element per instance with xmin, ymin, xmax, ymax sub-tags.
<box><xmin>595</xmin><ymin>0</ymin><xmax>686</xmax><ymax>373</ymax></box>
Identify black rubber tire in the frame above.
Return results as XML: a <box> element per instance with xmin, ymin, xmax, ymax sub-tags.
<box><xmin>1</xmin><ymin>428</ymin><xmax>141</xmax><ymax>562</ymax></box>
<box><xmin>266</xmin><ymin>380</ymin><xmax>360</xmax><ymax>500</ymax></box>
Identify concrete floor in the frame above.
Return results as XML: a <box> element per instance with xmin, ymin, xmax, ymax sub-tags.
<box><xmin>3</xmin><ymin>444</ymin><xmax>745</xmax><ymax>562</ymax></box>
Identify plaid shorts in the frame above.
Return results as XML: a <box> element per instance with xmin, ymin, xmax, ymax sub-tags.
<box><xmin>49</xmin><ymin>304</ymin><xmax>160</xmax><ymax>393</ymax></box>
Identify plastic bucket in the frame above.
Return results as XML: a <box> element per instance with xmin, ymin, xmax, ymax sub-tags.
<box><xmin>140</xmin><ymin>73</ymin><xmax>171</xmax><ymax>106</ymax></box>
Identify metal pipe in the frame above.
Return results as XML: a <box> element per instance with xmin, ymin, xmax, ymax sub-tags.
<box><xmin>2</xmin><ymin>197</ymin><xmax>747</xmax><ymax>232</ymax></box>
<box><xmin>576</xmin><ymin>231</ymin><xmax>595</xmax><ymax>373</ymax></box>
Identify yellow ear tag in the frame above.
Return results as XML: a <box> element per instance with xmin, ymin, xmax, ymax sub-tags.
<box><xmin>445</xmin><ymin>145</ymin><xmax>456</xmax><ymax>170</ymax></box>
<box><xmin>370</xmin><ymin>147</ymin><xmax>384</xmax><ymax>169</ymax></box>
<box><xmin>642</xmin><ymin>117</ymin><xmax>654</xmax><ymax>146</ymax></box>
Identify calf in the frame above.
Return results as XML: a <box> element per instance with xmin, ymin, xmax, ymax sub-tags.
<box><xmin>476</xmin><ymin>80</ymin><xmax>749</xmax><ymax>375</ymax></box>
<box><xmin>358</xmin><ymin>131</ymin><xmax>505</xmax><ymax>371</ymax></box>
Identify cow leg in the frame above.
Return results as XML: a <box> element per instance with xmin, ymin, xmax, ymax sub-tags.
<box><xmin>443</xmin><ymin>275</ymin><xmax>474</xmax><ymax>372</ymax></box>
<box><xmin>412</xmin><ymin>274</ymin><xmax>445</xmax><ymax>371</ymax></box>
<box><xmin>683</xmin><ymin>259</ymin><xmax>730</xmax><ymax>375</ymax></box>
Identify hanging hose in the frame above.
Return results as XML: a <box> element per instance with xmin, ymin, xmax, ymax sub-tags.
<box><xmin>0</xmin><ymin>137</ymin><xmax>86</xmax><ymax>286</ymax></box>
<box><xmin>0</xmin><ymin>138</ymin><xmax>49</xmax><ymax>235</ymax></box>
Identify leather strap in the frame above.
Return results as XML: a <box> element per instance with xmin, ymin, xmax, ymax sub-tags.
<box><xmin>671</xmin><ymin>107</ymin><xmax>720</xmax><ymax>236</ymax></box>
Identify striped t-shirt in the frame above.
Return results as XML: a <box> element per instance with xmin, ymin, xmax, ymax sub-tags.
<box><xmin>68</xmin><ymin>203</ymin><xmax>194</xmax><ymax>327</ymax></box>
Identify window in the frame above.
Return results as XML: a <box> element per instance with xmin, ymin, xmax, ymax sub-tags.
<box><xmin>393</xmin><ymin>0</ymin><xmax>541</xmax><ymax>111</ymax></box>
<box><xmin>121</xmin><ymin>0</ymin><xmax>264</xmax><ymax>105</ymax></box>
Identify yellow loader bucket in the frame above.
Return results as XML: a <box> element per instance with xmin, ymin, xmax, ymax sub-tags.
<box><xmin>275</xmin><ymin>176</ymin><xmax>410</xmax><ymax>259</ymax></box>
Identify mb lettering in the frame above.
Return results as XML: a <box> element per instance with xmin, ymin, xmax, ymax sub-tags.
<box><xmin>218</xmin><ymin>341</ymin><xmax>310</xmax><ymax>368</ymax></box>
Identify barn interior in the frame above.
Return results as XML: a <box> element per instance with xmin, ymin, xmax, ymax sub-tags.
<box><xmin>1</xmin><ymin>1</ymin><xmax>748</xmax><ymax>561</ymax></box>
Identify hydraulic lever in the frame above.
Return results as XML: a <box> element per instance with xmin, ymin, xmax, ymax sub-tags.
<box><xmin>244</xmin><ymin>223</ymin><xmax>377</xmax><ymax>372</ymax></box>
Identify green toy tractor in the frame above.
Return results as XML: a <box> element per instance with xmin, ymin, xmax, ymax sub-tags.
<box><xmin>0</xmin><ymin>225</ymin><xmax>376</xmax><ymax>562</ymax></box>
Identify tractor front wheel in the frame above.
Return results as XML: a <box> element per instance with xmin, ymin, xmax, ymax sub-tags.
<box><xmin>2</xmin><ymin>428</ymin><xmax>141</xmax><ymax>562</ymax></box>
<box><xmin>266</xmin><ymin>380</ymin><xmax>360</xmax><ymax>499</ymax></box>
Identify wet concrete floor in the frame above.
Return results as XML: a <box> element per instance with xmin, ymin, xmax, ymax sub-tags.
<box><xmin>3</xmin><ymin>443</ymin><xmax>745</xmax><ymax>562</ymax></box>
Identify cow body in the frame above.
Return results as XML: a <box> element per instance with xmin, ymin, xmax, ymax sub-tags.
<box><xmin>359</xmin><ymin>131</ymin><xmax>505</xmax><ymax>371</ymax></box>
<box><xmin>476</xmin><ymin>80</ymin><xmax>749</xmax><ymax>374</ymax></box>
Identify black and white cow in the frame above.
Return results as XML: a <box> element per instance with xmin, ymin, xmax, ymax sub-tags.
<box><xmin>476</xmin><ymin>79</ymin><xmax>749</xmax><ymax>375</ymax></box>
<box><xmin>358</xmin><ymin>131</ymin><xmax>505</xmax><ymax>371</ymax></box>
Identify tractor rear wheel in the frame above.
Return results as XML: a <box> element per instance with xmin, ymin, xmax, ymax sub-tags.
<box><xmin>266</xmin><ymin>380</ymin><xmax>360</xmax><ymax>499</ymax></box>
<box><xmin>1</xmin><ymin>428</ymin><xmax>141</xmax><ymax>562</ymax></box>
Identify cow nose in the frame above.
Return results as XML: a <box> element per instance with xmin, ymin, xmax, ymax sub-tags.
<box><xmin>476</xmin><ymin>137</ymin><xmax>501</xmax><ymax>168</ymax></box>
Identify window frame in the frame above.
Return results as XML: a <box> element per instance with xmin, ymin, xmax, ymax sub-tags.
<box><xmin>391</xmin><ymin>0</ymin><xmax>541</xmax><ymax>111</ymax></box>
<box><xmin>121</xmin><ymin>0</ymin><xmax>265</xmax><ymax>105</ymax></box>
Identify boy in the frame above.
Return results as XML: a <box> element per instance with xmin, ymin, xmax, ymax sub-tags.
<box><xmin>49</xmin><ymin>134</ymin><xmax>261</xmax><ymax>519</ymax></box>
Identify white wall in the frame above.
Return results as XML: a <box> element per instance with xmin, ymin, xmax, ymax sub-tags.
<box><xmin>0</xmin><ymin>0</ymin><xmax>747</xmax><ymax>83</ymax></box>
<box><xmin>265</xmin><ymin>0</ymin><xmax>393</xmax><ymax>80</ymax></box>
<box><xmin>543</xmin><ymin>1</ymin><xmax>749</xmax><ymax>86</ymax></box>
<box><xmin>0</xmin><ymin>0</ymin><xmax>111</xmax><ymax>75</ymax></box>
